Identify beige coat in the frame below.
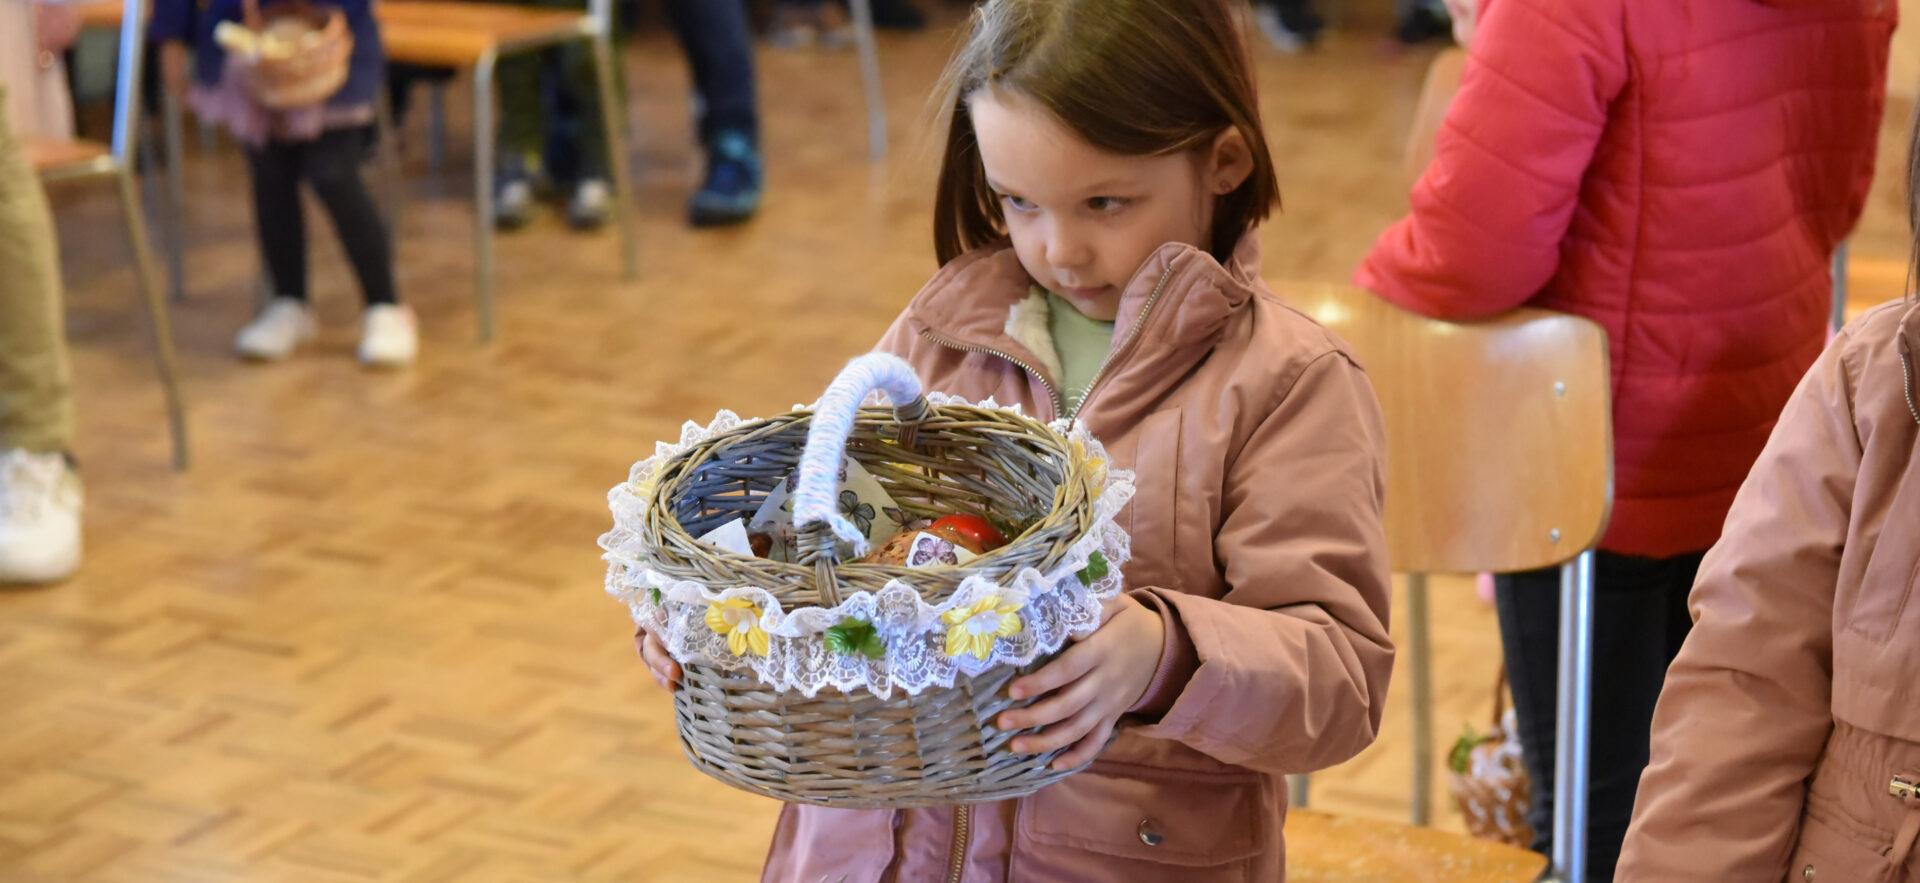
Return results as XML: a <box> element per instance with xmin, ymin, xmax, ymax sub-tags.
<box><xmin>760</xmin><ymin>235</ymin><xmax>1396</xmax><ymax>881</ymax></box>
<box><xmin>1619</xmin><ymin>298</ymin><xmax>1920</xmax><ymax>881</ymax></box>
<box><xmin>1</xmin><ymin>0</ymin><xmax>76</xmax><ymax>139</ymax></box>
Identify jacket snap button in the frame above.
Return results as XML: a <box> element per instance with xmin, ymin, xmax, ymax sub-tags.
<box><xmin>1137</xmin><ymin>820</ymin><xmax>1163</xmax><ymax>847</ymax></box>
<box><xmin>1803</xmin><ymin>864</ymin><xmax>1815</xmax><ymax>881</ymax></box>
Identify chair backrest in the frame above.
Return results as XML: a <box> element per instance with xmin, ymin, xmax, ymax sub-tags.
<box><xmin>110</xmin><ymin>0</ymin><xmax>148</xmax><ymax>163</ymax></box>
<box><xmin>1294</xmin><ymin>283</ymin><xmax>1613</xmax><ymax>574</ymax></box>
<box><xmin>1404</xmin><ymin>47</ymin><xmax>1466</xmax><ymax>187</ymax></box>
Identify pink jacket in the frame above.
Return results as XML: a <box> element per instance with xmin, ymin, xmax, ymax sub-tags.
<box><xmin>1619</xmin><ymin>298</ymin><xmax>1920</xmax><ymax>880</ymax></box>
<box><xmin>759</xmin><ymin>235</ymin><xmax>1395</xmax><ymax>881</ymax></box>
<box><xmin>1356</xmin><ymin>0</ymin><xmax>1893</xmax><ymax>558</ymax></box>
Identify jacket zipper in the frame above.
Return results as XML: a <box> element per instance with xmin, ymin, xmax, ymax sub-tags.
<box><xmin>1067</xmin><ymin>263</ymin><xmax>1178</xmax><ymax>422</ymax></box>
<box><xmin>1900</xmin><ymin>345</ymin><xmax>1919</xmax><ymax>426</ymax></box>
<box><xmin>945</xmin><ymin>804</ymin><xmax>971</xmax><ymax>883</ymax></box>
<box><xmin>918</xmin><ymin>333</ymin><xmax>1066</xmax><ymax>419</ymax></box>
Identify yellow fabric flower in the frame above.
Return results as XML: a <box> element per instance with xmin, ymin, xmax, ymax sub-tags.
<box><xmin>1071</xmin><ymin>437</ymin><xmax>1107</xmax><ymax>499</ymax></box>
<box><xmin>706</xmin><ymin>598</ymin><xmax>771</xmax><ymax>657</ymax></box>
<box><xmin>942</xmin><ymin>594</ymin><xmax>1024</xmax><ymax>660</ymax></box>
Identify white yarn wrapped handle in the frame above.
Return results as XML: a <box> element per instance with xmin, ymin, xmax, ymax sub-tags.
<box><xmin>792</xmin><ymin>353</ymin><xmax>928</xmax><ymax>559</ymax></box>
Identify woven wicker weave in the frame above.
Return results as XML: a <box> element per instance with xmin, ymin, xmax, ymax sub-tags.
<box><xmin>238</xmin><ymin>0</ymin><xmax>352</xmax><ymax>110</ymax></box>
<box><xmin>634</xmin><ymin>364</ymin><xmax>1112</xmax><ymax>808</ymax></box>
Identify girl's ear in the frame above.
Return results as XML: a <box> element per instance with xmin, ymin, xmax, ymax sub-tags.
<box><xmin>1206</xmin><ymin>128</ymin><xmax>1256</xmax><ymax>196</ymax></box>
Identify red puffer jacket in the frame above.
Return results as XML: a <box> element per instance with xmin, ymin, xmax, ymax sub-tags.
<box><xmin>1357</xmin><ymin>0</ymin><xmax>1894</xmax><ymax>557</ymax></box>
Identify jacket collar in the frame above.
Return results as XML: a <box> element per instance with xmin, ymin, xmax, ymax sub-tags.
<box><xmin>899</xmin><ymin>232</ymin><xmax>1266</xmax><ymax>397</ymax></box>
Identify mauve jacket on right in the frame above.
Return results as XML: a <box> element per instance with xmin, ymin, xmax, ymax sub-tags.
<box><xmin>1357</xmin><ymin>0</ymin><xmax>1895</xmax><ymax>558</ymax></box>
<box><xmin>1619</xmin><ymin>299</ymin><xmax>1920</xmax><ymax>880</ymax></box>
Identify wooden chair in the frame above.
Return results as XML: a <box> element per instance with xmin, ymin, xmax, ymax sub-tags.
<box><xmin>1285</xmin><ymin>809</ymin><xmax>1546</xmax><ymax>882</ymax></box>
<box><xmin>75</xmin><ymin>0</ymin><xmax>191</xmax><ymax>305</ymax></box>
<box><xmin>375</xmin><ymin>0</ymin><xmax>639</xmax><ymax>342</ymax></box>
<box><xmin>1404</xmin><ymin>47</ymin><xmax>1466</xmax><ymax>185</ymax></box>
<box><xmin>33</xmin><ymin>0</ymin><xmax>189</xmax><ymax>470</ymax></box>
<box><xmin>1295</xmin><ymin>283</ymin><xmax>1613</xmax><ymax>883</ymax></box>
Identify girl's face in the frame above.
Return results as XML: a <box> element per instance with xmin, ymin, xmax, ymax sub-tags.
<box><xmin>969</xmin><ymin>89</ymin><xmax>1253</xmax><ymax>321</ymax></box>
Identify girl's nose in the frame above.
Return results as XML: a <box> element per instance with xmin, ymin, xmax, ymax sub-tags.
<box><xmin>1045</xmin><ymin>221</ymin><xmax>1092</xmax><ymax>271</ymax></box>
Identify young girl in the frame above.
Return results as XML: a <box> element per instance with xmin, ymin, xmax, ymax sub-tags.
<box><xmin>1616</xmin><ymin>126</ymin><xmax>1920</xmax><ymax>881</ymax></box>
<box><xmin>640</xmin><ymin>0</ymin><xmax>1395</xmax><ymax>877</ymax></box>
<box><xmin>153</xmin><ymin>0</ymin><xmax>417</xmax><ymax>367</ymax></box>
<box><xmin>1356</xmin><ymin>0</ymin><xmax>1892</xmax><ymax>874</ymax></box>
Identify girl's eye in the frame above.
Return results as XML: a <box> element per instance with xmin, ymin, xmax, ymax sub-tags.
<box><xmin>1088</xmin><ymin>197</ymin><xmax>1130</xmax><ymax>213</ymax></box>
<box><xmin>1001</xmin><ymin>194</ymin><xmax>1036</xmax><ymax>212</ymax></box>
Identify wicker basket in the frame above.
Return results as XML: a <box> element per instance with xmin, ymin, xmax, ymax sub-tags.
<box><xmin>605</xmin><ymin>354</ymin><xmax>1130</xmax><ymax>808</ymax></box>
<box><xmin>1447</xmin><ymin>666</ymin><xmax>1534</xmax><ymax>848</ymax></box>
<box><xmin>234</xmin><ymin>0</ymin><xmax>352</xmax><ymax>110</ymax></box>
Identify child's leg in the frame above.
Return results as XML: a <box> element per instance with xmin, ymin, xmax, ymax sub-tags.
<box><xmin>492</xmin><ymin>47</ymin><xmax>547</xmax><ymax>226</ymax></box>
<box><xmin>299</xmin><ymin>127</ymin><xmax>397</xmax><ymax>307</ymax></box>
<box><xmin>0</xmin><ymin>92</ymin><xmax>75</xmax><ymax>456</ymax></box>
<box><xmin>246</xmin><ymin>141</ymin><xmax>308</xmax><ymax>300</ymax></box>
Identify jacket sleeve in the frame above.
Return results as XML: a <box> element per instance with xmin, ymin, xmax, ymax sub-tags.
<box><xmin>1129</xmin><ymin>351</ymin><xmax>1395</xmax><ymax>773</ymax></box>
<box><xmin>1354</xmin><ymin>0</ymin><xmax>1627</xmax><ymax>320</ymax></box>
<box><xmin>1616</xmin><ymin>331</ymin><xmax>1861</xmax><ymax>879</ymax></box>
<box><xmin>148</xmin><ymin>0</ymin><xmax>196</xmax><ymax>44</ymax></box>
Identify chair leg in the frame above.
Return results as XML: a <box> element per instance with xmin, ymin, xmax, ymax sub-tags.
<box><xmin>114</xmin><ymin>168</ymin><xmax>189</xmax><ymax>471</ymax></box>
<box><xmin>1286</xmin><ymin>774</ymin><xmax>1309</xmax><ymax>808</ymax></box>
<box><xmin>1830</xmin><ymin>240</ymin><xmax>1849</xmax><ymax>334</ymax></box>
<box><xmin>1548</xmin><ymin>552</ymin><xmax>1596</xmax><ymax>883</ymax></box>
<box><xmin>846</xmin><ymin>0</ymin><xmax>887</xmax><ymax>162</ymax></box>
<box><xmin>427</xmin><ymin>81</ymin><xmax>449</xmax><ymax>178</ymax></box>
<box><xmin>473</xmin><ymin>54</ymin><xmax>498</xmax><ymax>343</ymax></box>
<box><xmin>588</xmin><ymin>33</ymin><xmax>638</xmax><ymax>282</ymax></box>
<box><xmin>1407</xmin><ymin>571</ymin><xmax>1433</xmax><ymax>826</ymax></box>
<box><xmin>160</xmin><ymin>90</ymin><xmax>188</xmax><ymax>303</ymax></box>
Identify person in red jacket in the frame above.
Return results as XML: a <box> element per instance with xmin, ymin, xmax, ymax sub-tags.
<box><xmin>1356</xmin><ymin>0</ymin><xmax>1894</xmax><ymax>876</ymax></box>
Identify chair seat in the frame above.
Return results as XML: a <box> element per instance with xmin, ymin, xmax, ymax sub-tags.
<box><xmin>376</xmin><ymin>2</ymin><xmax>587</xmax><ymax>67</ymax></box>
<box><xmin>26</xmin><ymin>136</ymin><xmax>111</xmax><ymax>174</ymax></box>
<box><xmin>1284</xmin><ymin>810</ymin><xmax>1545</xmax><ymax>882</ymax></box>
<box><xmin>77</xmin><ymin>0</ymin><xmax>123</xmax><ymax>29</ymax></box>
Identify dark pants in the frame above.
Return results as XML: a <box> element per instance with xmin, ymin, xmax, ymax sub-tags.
<box><xmin>245</xmin><ymin>126</ymin><xmax>397</xmax><ymax>306</ymax></box>
<box><xmin>1494</xmin><ymin>549</ymin><xmax>1702</xmax><ymax>882</ymax></box>
<box><xmin>666</xmin><ymin>0</ymin><xmax>758</xmax><ymax>146</ymax></box>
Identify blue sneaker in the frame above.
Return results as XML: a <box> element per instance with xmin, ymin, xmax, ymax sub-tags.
<box><xmin>687</xmin><ymin>131</ymin><xmax>762</xmax><ymax>228</ymax></box>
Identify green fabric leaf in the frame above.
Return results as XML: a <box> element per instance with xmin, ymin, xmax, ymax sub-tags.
<box><xmin>1448</xmin><ymin>724</ymin><xmax>1484</xmax><ymax>774</ymax></box>
<box><xmin>648</xmin><ymin>587</ymin><xmax>662</xmax><ymax>605</ymax></box>
<box><xmin>825</xmin><ymin>618</ymin><xmax>880</xmax><ymax>657</ymax></box>
<box><xmin>1077</xmin><ymin>550</ymin><xmax>1109</xmax><ymax>585</ymax></box>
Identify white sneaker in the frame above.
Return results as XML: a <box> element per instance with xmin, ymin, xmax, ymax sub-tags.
<box><xmin>568</xmin><ymin>179</ymin><xmax>612</xmax><ymax>230</ymax></box>
<box><xmin>0</xmin><ymin>450</ymin><xmax>82</xmax><ymax>585</ymax></box>
<box><xmin>235</xmin><ymin>297</ymin><xmax>317</xmax><ymax>361</ymax></box>
<box><xmin>358</xmin><ymin>303</ymin><xmax>418</xmax><ymax>368</ymax></box>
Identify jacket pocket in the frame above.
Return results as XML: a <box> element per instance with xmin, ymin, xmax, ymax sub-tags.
<box><xmin>1787</xmin><ymin>808</ymin><xmax>1895</xmax><ymax>883</ymax></box>
<box><xmin>1119</xmin><ymin>409</ymin><xmax>1184</xmax><ymax>593</ymax></box>
<box><xmin>1839</xmin><ymin>479</ymin><xmax>1920</xmax><ymax>645</ymax></box>
<box><xmin>759</xmin><ymin>804</ymin><xmax>897</xmax><ymax>883</ymax></box>
<box><xmin>1011</xmin><ymin>761</ymin><xmax>1267</xmax><ymax>882</ymax></box>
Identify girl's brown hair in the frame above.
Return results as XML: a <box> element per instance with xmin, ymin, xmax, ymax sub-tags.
<box><xmin>931</xmin><ymin>0</ymin><xmax>1281</xmax><ymax>265</ymax></box>
<box><xmin>1908</xmin><ymin>98</ymin><xmax>1919</xmax><ymax>300</ymax></box>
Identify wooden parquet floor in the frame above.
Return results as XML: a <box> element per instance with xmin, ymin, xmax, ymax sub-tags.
<box><xmin>8</xmin><ymin>12</ymin><xmax>1914</xmax><ymax>881</ymax></box>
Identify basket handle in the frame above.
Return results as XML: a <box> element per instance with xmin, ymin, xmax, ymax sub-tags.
<box><xmin>1490</xmin><ymin>663</ymin><xmax>1508</xmax><ymax>729</ymax></box>
<box><xmin>793</xmin><ymin>353</ymin><xmax>929</xmax><ymax>603</ymax></box>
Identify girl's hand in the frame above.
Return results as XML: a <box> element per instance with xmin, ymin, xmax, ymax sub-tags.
<box><xmin>996</xmin><ymin>594</ymin><xmax>1165</xmax><ymax>771</ymax></box>
<box><xmin>636</xmin><ymin>627</ymin><xmax>682</xmax><ymax>690</ymax></box>
<box><xmin>160</xmin><ymin>41</ymin><xmax>191</xmax><ymax>98</ymax></box>
<box><xmin>33</xmin><ymin>3</ymin><xmax>82</xmax><ymax>55</ymax></box>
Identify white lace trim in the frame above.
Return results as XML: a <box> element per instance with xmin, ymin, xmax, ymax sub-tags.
<box><xmin>600</xmin><ymin>399</ymin><xmax>1133</xmax><ymax>699</ymax></box>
